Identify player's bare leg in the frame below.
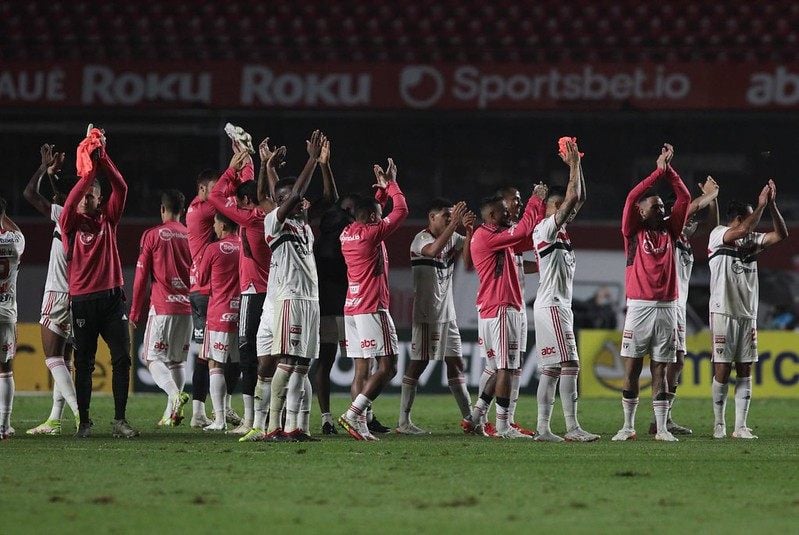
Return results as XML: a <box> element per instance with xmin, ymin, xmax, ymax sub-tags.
<box><xmin>612</xmin><ymin>357</ymin><xmax>642</xmax><ymax>441</ymax></box>
<box><xmin>397</xmin><ymin>359</ymin><xmax>429</xmax><ymax>435</ymax></box>
<box><xmin>189</xmin><ymin>342</ymin><xmax>212</xmax><ymax>427</ymax></box>
<box><xmin>315</xmin><ymin>342</ymin><xmax>337</xmax><ymax>434</ymax></box>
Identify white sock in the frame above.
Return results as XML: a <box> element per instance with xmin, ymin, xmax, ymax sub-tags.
<box><xmin>254</xmin><ymin>377</ymin><xmax>270</xmax><ymax>430</ymax></box>
<box><xmin>469</xmin><ymin>396</ymin><xmax>490</xmax><ymax>424</ymax></box>
<box><xmin>478</xmin><ymin>367</ymin><xmax>494</xmax><ymax>398</ymax></box>
<box><xmin>267</xmin><ymin>365</ymin><xmax>292</xmax><ymax>433</ymax></box>
<box><xmin>209</xmin><ymin>369</ymin><xmax>226</xmax><ymax>424</ymax></box>
<box><xmin>49</xmin><ymin>380</ymin><xmax>65</xmax><ymax>421</ymax></box>
<box><xmin>346</xmin><ymin>394</ymin><xmax>371</xmax><ymax>421</ymax></box>
<box><xmin>495</xmin><ymin>402</ymin><xmax>509</xmax><ymax>433</ymax></box>
<box><xmin>242</xmin><ymin>394</ymin><xmax>254</xmax><ymax>426</ymax></box>
<box><xmin>653</xmin><ymin>399</ymin><xmax>669</xmax><ymax>433</ymax></box>
<box><xmin>149</xmin><ymin>360</ymin><xmax>180</xmax><ymax>399</ymax></box>
<box><xmin>536</xmin><ymin>367</ymin><xmax>560</xmax><ymax>433</ymax></box>
<box><xmin>560</xmin><ymin>366</ymin><xmax>580</xmax><ymax>431</ymax></box>
<box><xmin>508</xmin><ymin>367</ymin><xmax>521</xmax><ymax>424</ymax></box>
<box><xmin>285</xmin><ymin>368</ymin><xmax>306</xmax><ymax>432</ymax></box>
<box><xmin>46</xmin><ymin>357</ymin><xmax>78</xmax><ymax>416</ymax></box>
<box><xmin>321</xmin><ymin>412</ymin><xmax>334</xmax><ymax>425</ymax></box>
<box><xmin>169</xmin><ymin>362</ymin><xmax>186</xmax><ymax>392</ymax></box>
<box><xmin>225</xmin><ymin>394</ymin><xmax>233</xmax><ymax>414</ymax></box>
<box><xmin>448</xmin><ymin>375</ymin><xmax>471</xmax><ymax>418</ymax></box>
<box><xmin>366</xmin><ymin>407</ymin><xmax>374</xmax><ymax>423</ymax></box>
<box><xmin>734</xmin><ymin>377</ymin><xmax>752</xmax><ymax>430</ymax></box>
<box><xmin>399</xmin><ymin>375</ymin><xmax>418</xmax><ymax>426</ymax></box>
<box><xmin>192</xmin><ymin>400</ymin><xmax>207</xmax><ymax>419</ymax></box>
<box><xmin>299</xmin><ymin>374</ymin><xmax>312</xmax><ymax>433</ymax></box>
<box><xmin>0</xmin><ymin>371</ymin><xmax>13</xmax><ymax>429</ymax></box>
<box><xmin>712</xmin><ymin>378</ymin><xmax>729</xmax><ymax>426</ymax></box>
<box><xmin>622</xmin><ymin>396</ymin><xmax>639</xmax><ymax>430</ymax></box>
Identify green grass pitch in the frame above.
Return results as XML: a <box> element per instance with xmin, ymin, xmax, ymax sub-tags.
<box><xmin>3</xmin><ymin>394</ymin><xmax>797</xmax><ymax>534</ymax></box>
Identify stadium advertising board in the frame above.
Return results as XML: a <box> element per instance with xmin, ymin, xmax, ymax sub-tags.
<box><xmin>13</xmin><ymin>323</ymin><xmax>114</xmax><ymax>393</ymax></box>
<box><xmin>579</xmin><ymin>329</ymin><xmax>799</xmax><ymax>398</ymax></box>
<box><xmin>2</xmin><ymin>62</ymin><xmax>799</xmax><ymax>110</ymax></box>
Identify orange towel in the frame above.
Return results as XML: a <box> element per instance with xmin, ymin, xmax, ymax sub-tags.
<box><xmin>558</xmin><ymin>136</ymin><xmax>584</xmax><ymax>159</ymax></box>
<box><xmin>76</xmin><ymin>128</ymin><xmax>105</xmax><ymax>177</ymax></box>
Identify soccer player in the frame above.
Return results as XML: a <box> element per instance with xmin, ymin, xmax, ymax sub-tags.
<box><xmin>60</xmin><ymin>128</ymin><xmax>138</xmax><ymax>438</ymax></box>
<box><xmin>498</xmin><ymin>185</ymin><xmax>537</xmax><ymax>436</ymax></box>
<box><xmin>198</xmin><ymin>213</ymin><xmax>241</xmax><ymax>431</ymax></box>
<box><xmin>208</xmin><ymin>143</ymin><xmax>272</xmax><ymax>435</ymax></box>
<box><xmin>186</xmin><ymin>155</ymin><xmax>248</xmax><ymax>428</ymax></box>
<box><xmin>648</xmin><ymin>176</ymin><xmax>720</xmax><ymax>436</ymax></box>
<box><xmin>400</xmin><ymin>199</ymin><xmax>474</xmax><ymax>434</ymax></box>
<box><xmin>0</xmin><ymin>196</ymin><xmax>24</xmax><ymax>439</ymax></box>
<box><xmin>129</xmin><ymin>190</ymin><xmax>192</xmax><ymax>427</ymax></box>
<box><xmin>23</xmin><ymin>144</ymin><xmax>80</xmax><ymax>435</ymax></box>
<box><xmin>709</xmin><ymin>180</ymin><xmax>787</xmax><ymax>439</ymax></box>
<box><xmin>338</xmin><ymin>158</ymin><xmax>409</xmax><ymax>441</ymax></box>
<box><xmin>255</xmin><ymin>130</ymin><xmax>323</xmax><ymax>442</ymax></box>
<box><xmin>532</xmin><ymin>139</ymin><xmax>599</xmax><ymax>442</ymax></box>
<box><xmin>468</xmin><ymin>186</ymin><xmax>541</xmax><ymax>439</ymax></box>
<box><xmin>612</xmin><ymin>143</ymin><xmax>689</xmax><ymax>443</ymax></box>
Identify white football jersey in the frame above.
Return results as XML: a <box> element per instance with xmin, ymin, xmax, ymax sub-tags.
<box><xmin>0</xmin><ymin>227</ymin><xmax>25</xmax><ymax>322</ymax></box>
<box><xmin>410</xmin><ymin>230</ymin><xmax>464</xmax><ymax>323</ymax></box>
<box><xmin>708</xmin><ymin>225</ymin><xmax>765</xmax><ymax>319</ymax></box>
<box><xmin>46</xmin><ymin>204</ymin><xmax>69</xmax><ymax>293</ymax></box>
<box><xmin>533</xmin><ymin>215</ymin><xmax>575</xmax><ymax>308</ymax></box>
<box><xmin>675</xmin><ymin>233</ymin><xmax>694</xmax><ymax>309</ymax></box>
<box><xmin>264</xmin><ymin>209</ymin><xmax>318</xmax><ymax>301</ymax></box>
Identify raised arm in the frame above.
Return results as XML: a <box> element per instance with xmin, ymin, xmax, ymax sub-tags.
<box><xmin>688</xmin><ymin>176</ymin><xmax>720</xmax><ymax>237</ymax></box>
<box><xmin>309</xmin><ymin>138</ymin><xmax>339</xmax><ymax>221</ymax></box>
<box><xmin>482</xmin><ymin>187</ymin><xmax>541</xmax><ymax>251</ymax></box>
<box><xmin>129</xmin><ymin>232</ymin><xmax>153</xmax><ymax>327</ymax></box>
<box><xmin>209</xmin><ymin>151</ymin><xmax>251</xmax><ymax>225</ymax></box>
<box><xmin>460</xmin><ymin>211</ymin><xmax>475</xmax><ymax>269</ymax></box>
<box><xmin>23</xmin><ymin>144</ymin><xmax>58</xmax><ymax>217</ymax></box>
<box><xmin>276</xmin><ymin>130</ymin><xmax>323</xmax><ymax>223</ymax></box>
<box><xmin>421</xmin><ymin>202</ymin><xmax>468</xmax><ymax>258</ymax></box>
<box><xmin>762</xmin><ymin>180</ymin><xmax>789</xmax><ymax>248</ymax></box>
<box><xmin>60</xmin><ymin>165</ymin><xmax>97</xmax><ymax>234</ymax></box>
<box><xmin>257</xmin><ymin>138</ymin><xmax>285</xmax><ymax>204</ymax></box>
<box><xmin>621</xmin><ymin>145</ymin><xmax>673</xmax><ymax>237</ymax></box>
<box><xmin>665</xmin><ymin>166</ymin><xmax>691</xmax><ymax>238</ymax></box>
<box><xmin>373</xmin><ymin>159</ymin><xmax>409</xmax><ymax>240</ymax></box>
<box><xmin>97</xmin><ymin>149</ymin><xmax>128</xmax><ymax>225</ymax></box>
<box><xmin>554</xmin><ymin>140</ymin><xmax>582</xmax><ymax>228</ymax></box>
<box><xmin>722</xmin><ymin>184</ymin><xmax>770</xmax><ymax>245</ymax></box>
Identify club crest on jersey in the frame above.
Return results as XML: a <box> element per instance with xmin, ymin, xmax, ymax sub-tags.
<box><xmin>348</xmin><ymin>283</ymin><xmax>360</xmax><ymax>294</ymax></box>
<box><xmin>78</xmin><ymin>231</ymin><xmax>98</xmax><ymax>245</ymax></box>
<box><xmin>642</xmin><ymin>237</ymin><xmax>666</xmax><ymax>255</ymax></box>
<box><xmin>76</xmin><ymin>319</ymin><xmax>86</xmax><ymax>327</ymax></box>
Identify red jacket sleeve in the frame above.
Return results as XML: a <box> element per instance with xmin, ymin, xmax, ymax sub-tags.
<box><xmin>209</xmin><ymin>171</ymin><xmax>253</xmax><ymax>227</ymax></box>
<box><xmin>374</xmin><ymin>182</ymin><xmax>409</xmax><ymax>242</ymax></box>
<box><xmin>621</xmin><ymin>168</ymin><xmax>665</xmax><ymax>237</ymax></box>
<box><xmin>374</xmin><ymin>187</ymin><xmax>388</xmax><ymax>207</ymax></box>
<box><xmin>129</xmin><ymin>230</ymin><xmax>153</xmax><ymax>324</ymax></box>
<box><xmin>60</xmin><ymin>165</ymin><xmax>98</xmax><ymax>234</ymax></box>
<box><xmin>482</xmin><ymin>196</ymin><xmax>539</xmax><ymax>251</ymax></box>
<box><xmin>665</xmin><ymin>167</ymin><xmax>691</xmax><ymax>238</ymax></box>
<box><xmin>99</xmin><ymin>153</ymin><xmax>127</xmax><ymax>225</ymax></box>
<box><xmin>239</xmin><ymin>161</ymin><xmax>254</xmax><ymax>182</ymax></box>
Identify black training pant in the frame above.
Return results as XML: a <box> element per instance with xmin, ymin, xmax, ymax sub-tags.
<box><xmin>238</xmin><ymin>293</ymin><xmax>266</xmax><ymax>397</ymax></box>
<box><xmin>70</xmin><ymin>288</ymin><xmax>130</xmax><ymax>423</ymax></box>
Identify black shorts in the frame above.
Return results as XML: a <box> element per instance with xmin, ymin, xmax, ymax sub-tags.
<box><xmin>190</xmin><ymin>292</ymin><xmax>209</xmax><ymax>343</ymax></box>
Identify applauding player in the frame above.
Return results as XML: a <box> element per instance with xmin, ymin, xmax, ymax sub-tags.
<box><xmin>613</xmin><ymin>144</ymin><xmax>690</xmax><ymax>442</ymax></box>
<box><xmin>709</xmin><ymin>180</ymin><xmax>787</xmax><ymax>439</ymax></box>
<box><xmin>401</xmin><ymin>199</ymin><xmax>474</xmax><ymax>434</ymax></box>
<box><xmin>0</xmin><ymin>197</ymin><xmax>24</xmax><ymax>439</ymax></box>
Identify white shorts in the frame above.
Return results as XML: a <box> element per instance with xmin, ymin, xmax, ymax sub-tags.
<box><xmin>320</xmin><ymin>315</ymin><xmax>347</xmax><ymax>356</ymax></box>
<box><xmin>0</xmin><ymin>322</ymin><xmax>16</xmax><ymax>363</ymax></box>
<box><xmin>520</xmin><ymin>309</ymin><xmax>528</xmax><ymax>357</ymax></box>
<box><xmin>411</xmin><ymin>321</ymin><xmax>462</xmax><ymax>361</ymax></box>
<box><xmin>620</xmin><ymin>305</ymin><xmax>677</xmax><ymax>363</ymax></box>
<box><xmin>711</xmin><ymin>313</ymin><xmax>758</xmax><ymax>364</ymax></box>
<box><xmin>40</xmin><ymin>291</ymin><xmax>71</xmax><ymax>338</ymax></box>
<box><xmin>345</xmin><ymin>310</ymin><xmax>398</xmax><ymax>359</ymax></box>
<box><xmin>142</xmin><ymin>310</ymin><xmax>192</xmax><ymax>362</ymax></box>
<box><xmin>256</xmin><ymin>297</ymin><xmax>275</xmax><ymax>357</ymax></box>
<box><xmin>477</xmin><ymin>306</ymin><xmax>522</xmax><ymax>370</ymax></box>
<box><xmin>677</xmin><ymin>306</ymin><xmax>687</xmax><ymax>353</ymax></box>
<box><xmin>533</xmin><ymin>306</ymin><xmax>578</xmax><ymax>367</ymax></box>
<box><xmin>270</xmin><ymin>299</ymin><xmax>320</xmax><ymax>359</ymax></box>
<box><xmin>202</xmin><ymin>330</ymin><xmax>240</xmax><ymax>364</ymax></box>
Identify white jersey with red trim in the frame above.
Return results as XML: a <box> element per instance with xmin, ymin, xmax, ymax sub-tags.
<box><xmin>46</xmin><ymin>204</ymin><xmax>69</xmax><ymax>293</ymax></box>
<box><xmin>264</xmin><ymin>208</ymin><xmax>318</xmax><ymax>301</ymax></box>
<box><xmin>410</xmin><ymin>229</ymin><xmax>464</xmax><ymax>324</ymax></box>
<box><xmin>0</xmin><ymin>228</ymin><xmax>25</xmax><ymax>322</ymax></box>
<box><xmin>675</xmin><ymin>233</ymin><xmax>694</xmax><ymax>309</ymax></box>
<box><xmin>533</xmin><ymin>215</ymin><xmax>575</xmax><ymax>308</ymax></box>
<box><xmin>708</xmin><ymin>225</ymin><xmax>765</xmax><ymax>319</ymax></box>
